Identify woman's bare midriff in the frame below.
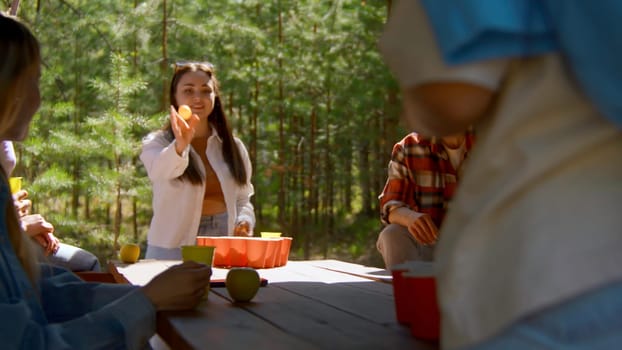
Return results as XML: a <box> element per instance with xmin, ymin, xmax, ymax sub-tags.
<box><xmin>202</xmin><ymin>197</ymin><xmax>226</xmax><ymax>216</ymax></box>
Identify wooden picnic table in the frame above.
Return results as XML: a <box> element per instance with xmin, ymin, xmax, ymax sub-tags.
<box><xmin>110</xmin><ymin>259</ymin><xmax>438</xmax><ymax>350</ymax></box>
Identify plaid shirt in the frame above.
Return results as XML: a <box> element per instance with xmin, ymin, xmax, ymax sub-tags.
<box><xmin>379</xmin><ymin>132</ymin><xmax>475</xmax><ymax>228</ymax></box>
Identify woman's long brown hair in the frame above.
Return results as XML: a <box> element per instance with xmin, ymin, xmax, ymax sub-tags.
<box><xmin>164</xmin><ymin>62</ymin><xmax>247</xmax><ymax>186</ymax></box>
<box><xmin>0</xmin><ymin>14</ymin><xmax>40</xmax><ymax>284</ymax></box>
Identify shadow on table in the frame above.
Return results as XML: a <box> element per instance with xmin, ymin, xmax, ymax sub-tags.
<box><xmin>210</xmin><ymin>279</ymin><xmax>439</xmax><ymax>350</ymax></box>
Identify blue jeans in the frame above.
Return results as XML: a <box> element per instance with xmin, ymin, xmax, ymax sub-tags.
<box><xmin>146</xmin><ymin>213</ymin><xmax>229</xmax><ymax>260</ymax></box>
<box><xmin>467</xmin><ymin>280</ymin><xmax>622</xmax><ymax>350</ymax></box>
<box><xmin>46</xmin><ymin>243</ymin><xmax>101</xmax><ymax>272</ymax></box>
<box><xmin>145</xmin><ymin>245</ymin><xmax>182</xmax><ymax>260</ymax></box>
<box><xmin>197</xmin><ymin>212</ymin><xmax>228</xmax><ymax>236</ymax></box>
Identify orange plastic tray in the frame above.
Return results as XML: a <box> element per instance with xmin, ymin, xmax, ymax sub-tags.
<box><xmin>196</xmin><ymin>236</ymin><xmax>293</xmax><ymax>269</ymax></box>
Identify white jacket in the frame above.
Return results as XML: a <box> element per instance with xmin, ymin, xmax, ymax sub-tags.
<box><xmin>140</xmin><ymin>128</ymin><xmax>255</xmax><ymax>249</ymax></box>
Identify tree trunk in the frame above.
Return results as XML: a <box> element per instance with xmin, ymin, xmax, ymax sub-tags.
<box><xmin>277</xmin><ymin>4</ymin><xmax>286</xmax><ymax>225</ymax></box>
<box><xmin>72</xmin><ymin>33</ymin><xmax>82</xmax><ymax>218</ymax></box>
<box><xmin>160</xmin><ymin>0</ymin><xmax>169</xmax><ymax>110</ymax></box>
<box><xmin>9</xmin><ymin>0</ymin><xmax>20</xmax><ymax>15</ymax></box>
<box><xmin>251</xmin><ymin>78</ymin><xmax>259</xmax><ymax>218</ymax></box>
<box><xmin>305</xmin><ymin>107</ymin><xmax>318</xmax><ymax>259</ymax></box>
<box><xmin>359</xmin><ymin>139</ymin><xmax>372</xmax><ymax>215</ymax></box>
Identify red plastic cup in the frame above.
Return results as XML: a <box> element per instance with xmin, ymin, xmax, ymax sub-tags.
<box><xmin>402</xmin><ymin>272</ymin><xmax>440</xmax><ymax>340</ymax></box>
<box><xmin>391</xmin><ymin>267</ymin><xmax>412</xmax><ymax>324</ymax></box>
<box><xmin>391</xmin><ymin>261</ymin><xmax>440</xmax><ymax>340</ymax></box>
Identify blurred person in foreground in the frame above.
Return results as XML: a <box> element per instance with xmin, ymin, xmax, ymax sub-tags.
<box><xmin>376</xmin><ymin>131</ymin><xmax>474</xmax><ymax>268</ymax></box>
<box><xmin>379</xmin><ymin>1</ymin><xmax>622</xmax><ymax>349</ymax></box>
<box><xmin>1</xmin><ymin>140</ymin><xmax>101</xmax><ymax>272</ymax></box>
<box><xmin>0</xmin><ymin>13</ymin><xmax>212</xmax><ymax>349</ymax></box>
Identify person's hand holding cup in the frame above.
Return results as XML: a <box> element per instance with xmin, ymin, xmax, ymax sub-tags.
<box><xmin>141</xmin><ymin>261</ymin><xmax>212</xmax><ymax>311</ymax></box>
<box><xmin>181</xmin><ymin>245</ymin><xmax>216</xmax><ymax>298</ymax></box>
<box><xmin>12</xmin><ymin>189</ymin><xmax>31</xmax><ymax>217</ymax></box>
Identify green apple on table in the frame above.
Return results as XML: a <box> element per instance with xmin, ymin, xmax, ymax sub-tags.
<box><xmin>226</xmin><ymin>267</ymin><xmax>261</xmax><ymax>302</ymax></box>
<box><xmin>119</xmin><ymin>243</ymin><xmax>141</xmax><ymax>263</ymax></box>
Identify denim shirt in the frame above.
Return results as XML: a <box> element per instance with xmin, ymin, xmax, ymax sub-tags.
<box><xmin>0</xmin><ymin>182</ymin><xmax>156</xmax><ymax>349</ymax></box>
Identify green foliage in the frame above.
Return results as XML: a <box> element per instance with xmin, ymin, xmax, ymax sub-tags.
<box><xmin>12</xmin><ymin>0</ymin><xmax>401</xmax><ymax>268</ymax></box>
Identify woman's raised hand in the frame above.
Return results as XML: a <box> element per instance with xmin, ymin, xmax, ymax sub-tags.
<box><xmin>170</xmin><ymin>105</ymin><xmax>199</xmax><ymax>155</ymax></box>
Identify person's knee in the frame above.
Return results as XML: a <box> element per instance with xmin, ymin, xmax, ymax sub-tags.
<box><xmin>377</xmin><ymin>224</ymin><xmax>411</xmax><ymax>250</ymax></box>
<box><xmin>52</xmin><ymin>243</ymin><xmax>101</xmax><ymax>272</ymax></box>
<box><xmin>377</xmin><ymin>224</ymin><xmax>417</xmax><ymax>268</ymax></box>
<box><xmin>88</xmin><ymin>254</ymin><xmax>101</xmax><ymax>272</ymax></box>
<box><xmin>77</xmin><ymin>250</ymin><xmax>100</xmax><ymax>272</ymax></box>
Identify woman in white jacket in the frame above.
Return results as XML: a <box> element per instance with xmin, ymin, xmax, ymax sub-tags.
<box><xmin>141</xmin><ymin>61</ymin><xmax>255</xmax><ymax>260</ymax></box>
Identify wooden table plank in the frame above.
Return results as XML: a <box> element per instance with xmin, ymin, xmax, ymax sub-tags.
<box><xmin>257</xmin><ymin>263</ymin><xmax>397</xmax><ymax>323</ymax></box>
<box><xmin>212</xmin><ymin>262</ymin><xmax>435</xmax><ymax>349</ymax></box>
<box><xmin>211</xmin><ymin>281</ymin><xmax>429</xmax><ymax>349</ymax></box>
<box><xmin>158</xmin><ymin>293</ymin><xmax>320</xmax><ymax>350</ymax></box>
<box><xmin>112</xmin><ymin>259</ymin><xmax>437</xmax><ymax>350</ymax></box>
<box><xmin>264</xmin><ymin>261</ymin><xmax>394</xmax><ymax>297</ymax></box>
<box><xmin>308</xmin><ymin>259</ymin><xmax>393</xmax><ymax>283</ymax></box>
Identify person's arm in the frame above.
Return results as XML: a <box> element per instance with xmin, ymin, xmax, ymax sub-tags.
<box><xmin>388</xmin><ymin>207</ymin><xmax>438</xmax><ymax>245</ymax></box>
<box><xmin>378</xmin><ymin>0</ymin><xmax>507</xmax><ymax>137</ymax></box>
<box><xmin>140</xmin><ymin>107</ymin><xmax>201</xmax><ymax>181</ymax></box>
<box><xmin>168</xmin><ymin>105</ymin><xmax>200</xmax><ymax>155</ymax></box>
<box><xmin>379</xmin><ymin>141</ymin><xmax>415</xmax><ymax>224</ymax></box>
<box><xmin>233</xmin><ymin>138</ymin><xmax>255</xmax><ymax>236</ymax></box>
<box><xmin>0</xmin><ymin>140</ymin><xmax>16</xmax><ymax>175</ymax></box>
<box><xmin>402</xmin><ymin>82</ymin><xmax>495</xmax><ymax>136</ymax></box>
<box><xmin>2</xmin><ymin>261</ymin><xmax>211</xmax><ymax>349</ymax></box>
<box><xmin>140</xmin><ymin>131</ymin><xmax>191</xmax><ymax>181</ymax></box>
<box><xmin>20</xmin><ymin>214</ymin><xmax>59</xmax><ymax>255</ymax></box>
<box><xmin>2</xmin><ymin>270</ymin><xmax>155</xmax><ymax>350</ymax></box>
<box><xmin>379</xmin><ymin>140</ymin><xmax>438</xmax><ymax>244</ymax></box>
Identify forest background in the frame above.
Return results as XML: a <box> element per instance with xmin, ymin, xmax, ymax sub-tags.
<box><xmin>7</xmin><ymin>0</ymin><xmax>405</xmax><ymax>268</ymax></box>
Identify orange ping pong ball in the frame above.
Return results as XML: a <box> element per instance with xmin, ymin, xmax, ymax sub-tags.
<box><xmin>178</xmin><ymin>105</ymin><xmax>192</xmax><ymax>120</ymax></box>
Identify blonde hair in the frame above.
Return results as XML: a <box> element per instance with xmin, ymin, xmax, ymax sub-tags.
<box><xmin>0</xmin><ymin>13</ymin><xmax>41</xmax><ymax>283</ymax></box>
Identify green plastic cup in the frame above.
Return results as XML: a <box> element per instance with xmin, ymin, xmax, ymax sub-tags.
<box><xmin>181</xmin><ymin>245</ymin><xmax>216</xmax><ymax>266</ymax></box>
<box><xmin>181</xmin><ymin>245</ymin><xmax>216</xmax><ymax>299</ymax></box>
